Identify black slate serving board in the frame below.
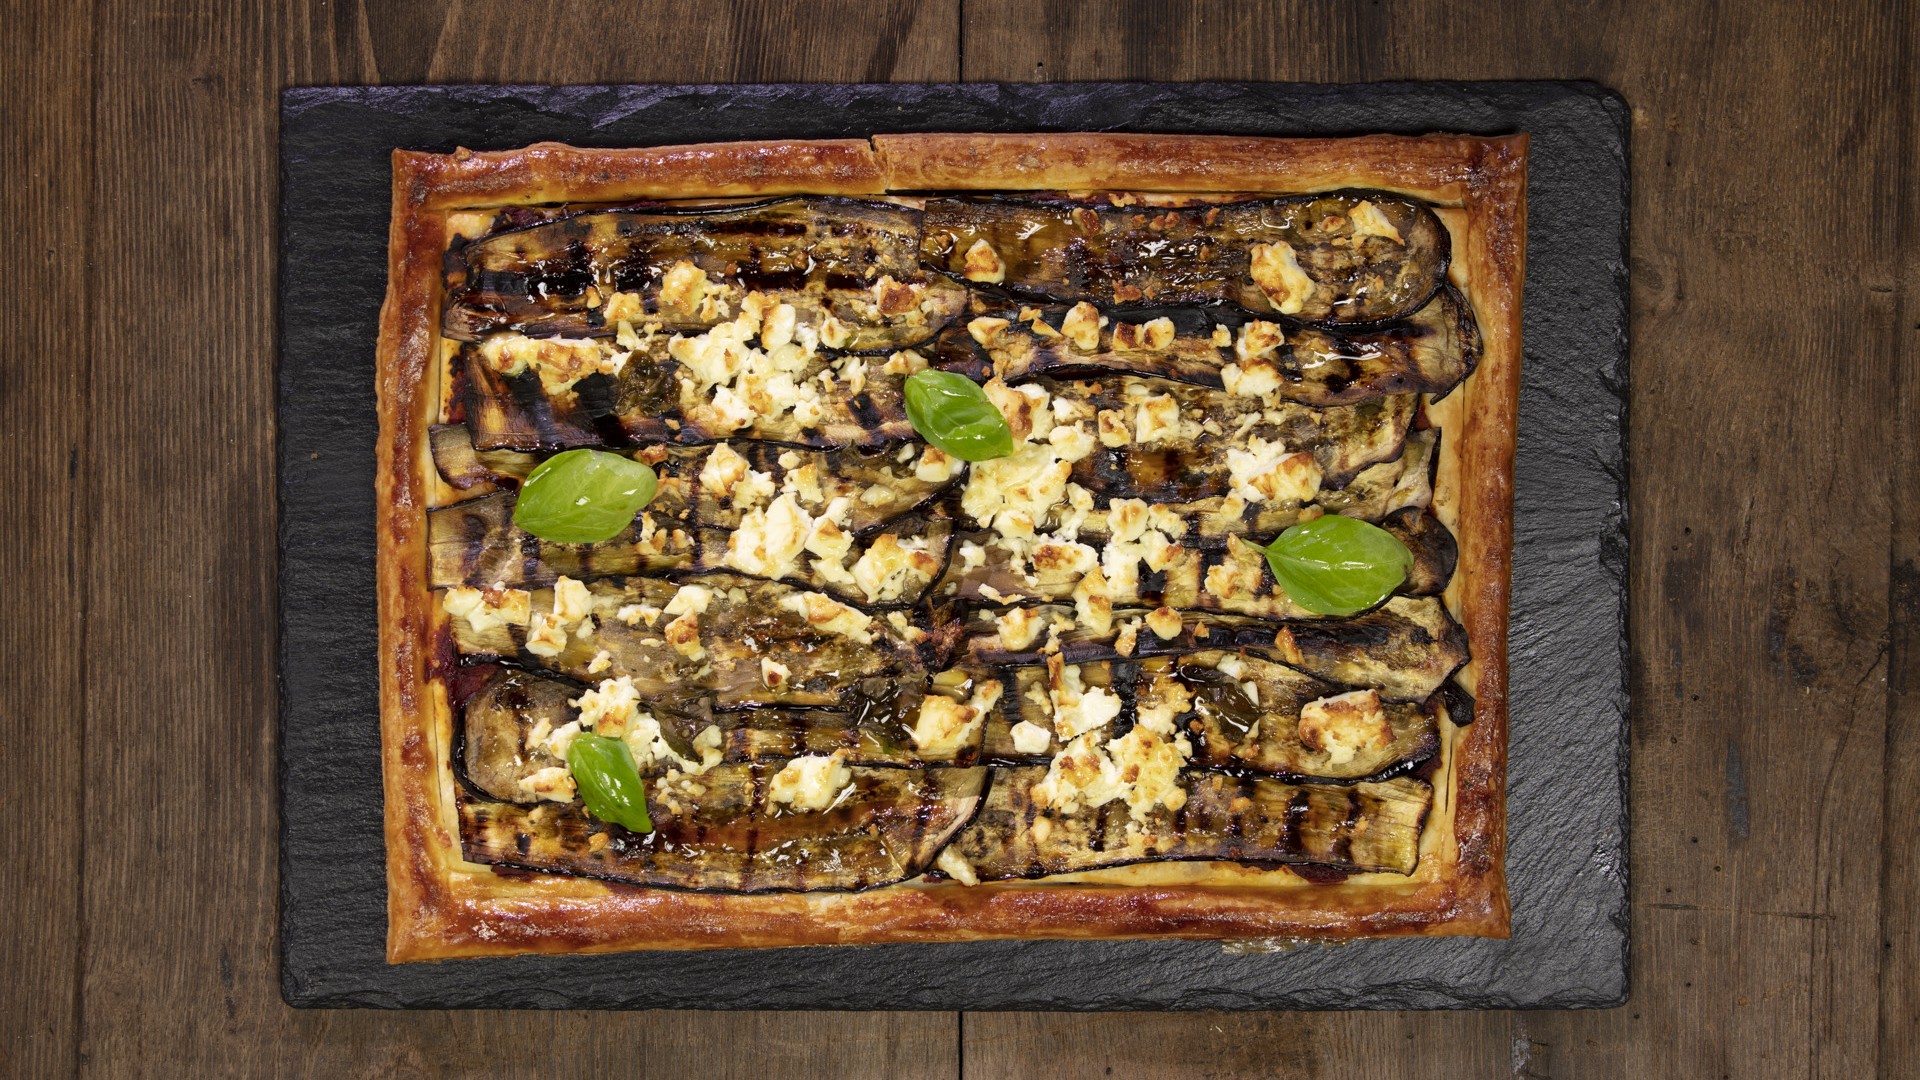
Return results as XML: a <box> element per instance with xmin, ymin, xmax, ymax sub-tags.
<box><xmin>279</xmin><ymin>81</ymin><xmax>1629</xmax><ymax>1010</ymax></box>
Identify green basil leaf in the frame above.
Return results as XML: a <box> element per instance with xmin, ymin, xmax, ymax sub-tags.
<box><xmin>512</xmin><ymin>449</ymin><xmax>658</xmax><ymax>544</ymax></box>
<box><xmin>566</xmin><ymin>733</ymin><xmax>653</xmax><ymax>833</ymax></box>
<box><xmin>904</xmin><ymin>369</ymin><xmax>1014</xmax><ymax>462</ymax></box>
<box><xmin>1258</xmin><ymin>515</ymin><xmax>1413</xmax><ymax>617</ymax></box>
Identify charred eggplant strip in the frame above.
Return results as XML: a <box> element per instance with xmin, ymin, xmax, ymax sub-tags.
<box><xmin>460</xmin><ymin>765</ymin><xmax>987</xmax><ymax>892</ymax></box>
<box><xmin>1152</xmin><ymin>653</ymin><xmax>1438</xmax><ymax>779</ymax></box>
<box><xmin>429</xmin><ymin>424</ymin><xmax>542</xmax><ymax>489</ymax></box>
<box><xmin>460</xmin><ymin>670</ymin><xmax>979</xmax><ymax>797</ymax></box>
<box><xmin>1032</xmin><ymin>378</ymin><xmax>1415</xmax><ymax>491</ymax></box>
<box><xmin>961</xmin><ymin>596</ymin><xmax>1468</xmax><ymax>703</ymax></box>
<box><xmin>445</xmin><ymin>573</ymin><xmax>929</xmax><ymax>710</ymax></box>
<box><xmin>951</xmin><ymin>288</ymin><xmax>1478</xmax><ymax>405</ymax></box>
<box><xmin>431</xmin><ymin>427</ymin><xmax>962</xmax><ymax>536</ymax></box>
<box><xmin>950</xmin><ymin>767</ymin><xmax>1431</xmax><ymax>878</ymax></box>
<box><xmin>444</xmin><ymin>197</ymin><xmax>968</xmax><ymax>349</ymax></box>
<box><xmin>460</xmin><ymin>334</ymin><xmax>920</xmax><ymax>452</ymax></box>
<box><xmin>973</xmin><ymin>653</ymin><xmax>1437</xmax><ymax>780</ymax></box>
<box><xmin>427</xmin><ymin>490</ymin><xmax>954</xmax><ymax>608</ymax></box>
<box><xmin>936</xmin><ymin>509</ymin><xmax>1454</xmax><ymax>614</ymax></box>
<box><xmin>920</xmin><ymin>194</ymin><xmax>1449</xmax><ymax>324</ymax></box>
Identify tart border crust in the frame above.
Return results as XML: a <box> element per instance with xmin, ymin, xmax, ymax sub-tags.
<box><xmin>375</xmin><ymin>133</ymin><xmax>1524</xmax><ymax>961</ymax></box>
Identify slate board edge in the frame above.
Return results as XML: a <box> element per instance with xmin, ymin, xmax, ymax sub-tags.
<box><xmin>276</xmin><ymin>81</ymin><xmax>1631</xmax><ymax>1011</ymax></box>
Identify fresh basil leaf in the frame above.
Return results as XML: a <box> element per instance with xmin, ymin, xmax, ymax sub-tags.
<box><xmin>512</xmin><ymin>449</ymin><xmax>658</xmax><ymax>544</ymax></box>
<box><xmin>904</xmin><ymin>369</ymin><xmax>1014</xmax><ymax>462</ymax></box>
<box><xmin>1258</xmin><ymin>515</ymin><xmax>1413</xmax><ymax>616</ymax></box>
<box><xmin>566</xmin><ymin>733</ymin><xmax>653</xmax><ymax>833</ymax></box>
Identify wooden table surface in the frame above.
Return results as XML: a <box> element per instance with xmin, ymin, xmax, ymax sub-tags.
<box><xmin>4</xmin><ymin>1</ymin><xmax>1915</xmax><ymax>1076</ymax></box>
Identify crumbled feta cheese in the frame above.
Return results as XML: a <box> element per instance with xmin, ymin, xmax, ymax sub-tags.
<box><xmin>1048</xmin><ymin>660</ymin><xmax>1122</xmax><ymax>739</ymax></box>
<box><xmin>1145</xmin><ymin>606</ymin><xmax>1183</xmax><ymax>641</ymax></box>
<box><xmin>1072</xmin><ymin>567</ymin><xmax>1114</xmax><ymax>636</ymax></box>
<box><xmin>761</xmin><ymin>658</ymin><xmax>791</xmax><ymax>689</ymax></box>
<box><xmin>1221</xmin><ymin>357</ymin><xmax>1283</xmax><ymax>398</ymax></box>
<box><xmin>663</xmin><ymin>584</ymin><xmax>713</xmax><ymax>617</ymax></box>
<box><xmin>767</xmin><ymin>753</ymin><xmax>853</xmax><ymax>812</ymax></box>
<box><xmin>1349</xmin><ymin>200</ymin><xmax>1404</xmax><ymax>243</ymax></box>
<box><xmin>663</xmin><ymin>611</ymin><xmax>704</xmax><ymax>661</ymax></box>
<box><xmin>441</xmin><ymin>583</ymin><xmax>531</xmax><ymax>633</ymax></box>
<box><xmin>524</xmin><ymin>613</ymin><xmax>569</xmax><ymax>657</ymax></box>
<box><xmin>996</xmin><ymin>607</ymin><xmax>1044</xmax><ymax>651</ymax></box>
<box><xmin>1009</xmin><ymin>720</ymin><xmax>1053</xmax><ymax>756</ymax></box>
<box><xmin>1060</xmin><ymin>301</ymin><xmax>1104</xmax><ymax>351</ymax></box>
<box><xmin>1249</xmin><ymin>242</ymin><xmax>1314</xmax><ymax>315</ymax></box>
<box><xmin>1111</xmin><ymin>317</ymin><xmax>1175</xmax><ymax>351</ymax></box>
<box><xmin>780</xmin><ymin>591</ymin><xmax>875</xmax><ymax>644</ymax></box>
<box><xmin>477</xmin><ymin>334</ymin><xmax>627</xmax><ymax>395</ymax></box>
<box><xmin>936</xmin><ymin>847</ymin><xmax>980</xmax><ymax>886</ymax></box>
<box><xmin>1234</xmin><ymin>320</ymin><xmax>1285</xmax><ymax>361</ymax></box>
<box><xmin>586</xmin><ymin>650</ymin><xmax>612</xmax><ymax>674</ymax></box>
<box><xmin>909</xmin><ymin>679</ymin><xmax>1003</xmax><ymax>758</ymax></box>
<box><xmin>1226</xmin><ymin>437</ymin><xmax>1323</xmax><ymax>504</ymax></box>
<box><xmin>962</xmin><ymin>239</ymin><xmax>1006</xmax><ymax>283</ymax></box>
<box><xmin>883</xmin><ymin>349</ymin><xmax>930</xmax><ymax>375</ymax></box>
<box><xmin>1298</xmin><ymin>689</ymin><xmax>1394</xmax><ymax>766</ymax></box>
<box><xmin>658</xmin><ymin>260</ymin><xmax>709</xmax><ymax>314</ymax></box>
<box><xmin>1132</xmin><ymin>394</ymin><xmax>1182</xmax><ymax>444</ymax></box>
<box><xmin>573</xmin><ymin>676</ymin><xmax>643</xmax><ymax>734</ymax></box>
<box><xmin>968</xmin><ymin>316</ymin><xmax>1011</xmax><ymax>346</ymax></box>
<box><xmin>516</xmin><ymin>766</ymin><xmax>576</xmax><ymax>803</ymax></box>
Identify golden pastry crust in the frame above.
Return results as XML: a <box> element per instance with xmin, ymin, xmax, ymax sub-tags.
<box><xmin>375</xmin><ymin>134</ymin><xmax>1524</xmax><ymax>961</ymax></box>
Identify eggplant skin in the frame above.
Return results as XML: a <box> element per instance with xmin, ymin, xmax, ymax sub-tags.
<box><xmin>920</xmin><ymin>193</ymin><xmax>1450</xmax><ymax>324</ymax></box>
<box><xmin>961</xmin><ymin>596</ymin><xmax>1469</xmax><ymax>704</ymax></box>
<box><xmin>444</xmin><ymin>574</ymin><xmax>930</xmax><ymax>712</ymax></box>
<box><xmin>936</xmin><ymin>509</ymin><xmax>1455</xmax><ymax>617</ymax></box>
<box><xmin>463</xmin><ymin>666</ymin><xmax>978</xmax><ymax>777</ymax></box>
<box><xmin>953</xmin><ymin>287</ymin><xmax>1479</xmax><ymax>407</ymax></box>
<box><xmin>951</xmin><ymin>767</ymin><xmax>1432</xmax><ymax>878</ymax></box>
<box><xmin>426</xmin><ymin>488</ymin><xmax>953</xmax><ymax>609</ymax></box>
<box><xmin>459</xmin><ymin>765</ymin><xmax>987</xmax><ymax>893</ymax></box>
<box><xmin>977</xmin><ymin>656</ymin><xmax>1439</xmax><ymax>781</ymax></box>
<box><xmin>443</xmin><ymin>197</ymin><xmax>967</xmax><ymax>350</ymax></box>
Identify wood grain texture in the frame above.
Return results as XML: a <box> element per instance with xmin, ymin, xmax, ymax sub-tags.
<box><xmin>4</xmin><ymin>0</ymin><xmax>1914</xmax><ymax>1075</ymax></box>
<box><xmin>1881</xmin><ymin>1</ymin><xmax>1920</xmax><ymax>1069</ymax></box>
<box><xmin>0</xmin><ymin>1</ymin><xmax>91</xmax><ymax>1077</ymax></box>
<box><xmin>59</xmin><ymin>1</ymin><xmax>958</xmax><ymax>1078</ymax></box>
<box><xmin>960</xmin><ymin>0</ymin><xmax>1915</xmax><ymax>1077</ymax></box>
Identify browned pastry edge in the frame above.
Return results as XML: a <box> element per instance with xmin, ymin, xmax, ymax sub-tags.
<box><xmin>376</xmin><ymin>134</ymin><xmax>1523</xmax><ymax>961</ymax></box>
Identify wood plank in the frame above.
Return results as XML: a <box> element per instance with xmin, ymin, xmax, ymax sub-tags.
<box><xmin>1880</xmin><ymin>2</ymin><xmax>1920</xmax><ymax>1068</ymax></box>
<box><xmin>0</xmin><ymin>0</ymin><xmax>92</xmax><ymax>1075</ymax></box>
<box><xmin>73</xmin><ymin>2</ymin><xmax>959</xmax><ymax>1077</ymax></box>
<box><xmin>959</xmin><ymin>1</ymin><xmax>1907</xmax><ymax>1077</ymax></box>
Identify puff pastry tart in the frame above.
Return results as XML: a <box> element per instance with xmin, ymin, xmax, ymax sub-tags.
<box><xmin>374</xmin><ymin>133</ymin><xmax>1524</xmax><ymax>959</ymax></box>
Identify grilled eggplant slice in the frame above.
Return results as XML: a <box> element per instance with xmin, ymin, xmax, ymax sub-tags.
<box><xmin>936</xmin><ymin>509</ymin><xmax>1454</xmax><ymax>614</ymax></box>
<box><xmin>460</xmin><ymin>764</ymin><xmax>987</xmax><ymax>892</ymax></box>
<box><xmin>429</xmin><ymin>424</ymin><xmax>541</xmax><ymax>489</ymax></box>
<box><xmin>975</xmin><ymin>654</ymin><xmax>1437</xmax><ymax>779</ymax></box>
<box><xmin>961</xmin><ymin>595</ymin><xmax>1468</xmax><ymax>703</ymax></box>
<box><xmin>462</xmin><ymin>667</ymin><xmax>579</xmax><ymax>802</ymax></box>
<box><xmin>427</xmin><ymin>490</ymin><xmax>953</xmax><ymax>607</ymax></box>
<box><xmin>444</xmin><ymin>197</ymin><xmax>969</xmax><ymax>348</ymax></box>
<box><xmin>952</xmin><ymin>288</ymin><xmax>1478</xmax><ymax>405</ymax></box>
<box><xmin>949</xmin><ymin>767</ymin><xmax>1431</xmax><ymax>878</ymax></box>
<box><xmin>460</xmin><ymin>669</ymin><xmax>984</xmax><ymax>791</ymax></box>
<box><xmin>445</xmin><ymin>574</ymin><xmax>930</xmax><ymax>710</ymax></box>
<box><xmin>1036</xmin><ymin>378</ymin><xmax>1415</xmax><ymax>490</ymax></box>
<box><xmin>1150</xmin><ymin>653</ymin><xmax>1438</xmax><ymax>778</ymax></box>
<box><xmin>920</xmin><ymin>194</ymin><xmax>1449</xmax><ymax>324</ymax></box>
<box><xmin>431</xmin><ymin>428</ymin><xmax>961</xmax><ymax>536</ymax></box>
<box><xmin>459</xmin><ymin>334</ymin><xmax>920</xmax><ymax>452</ymax></box>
